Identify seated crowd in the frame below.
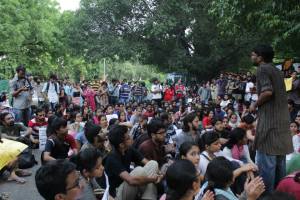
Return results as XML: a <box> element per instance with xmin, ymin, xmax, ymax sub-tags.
<box><xmin>1</xmin><ymin>62</ymin><xmax>300</xmax><ymax>200</ymax></box>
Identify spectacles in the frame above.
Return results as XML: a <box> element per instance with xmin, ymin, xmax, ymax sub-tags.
<box><xmin>66</xmin><ymin>175</ymin><xmax>84</xmax><ymax>191</ymax></box>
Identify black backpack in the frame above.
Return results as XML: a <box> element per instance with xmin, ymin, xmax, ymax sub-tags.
<box><xmin>18</xmin><ymin>148</ymin><xmax>37</xmax><ymax>169</ymax></box>
<box><xmin>45</xmin><ymin>82</ymin><xmax>58</xmax><ymax>94</ymax></box>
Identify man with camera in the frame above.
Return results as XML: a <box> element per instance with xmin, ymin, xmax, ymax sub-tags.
<box><xmin>10</xmin><ymin>65</ymin><xmax>33</xmax><ymax>126</ymax></box>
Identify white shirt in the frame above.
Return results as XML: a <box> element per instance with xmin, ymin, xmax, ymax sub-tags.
<box><xmin>292</xmin><ymin>134</ymin><xmax>300</xmax><ymax>153</ymax></box>
<box><xmin>220</xmin><ymin>100</ymin><xmax>230</xmax><ymax>109</ymax></box>
<box><xmin>198</xmin><ymin>151</ymin><xmax>243</xmax><ymax>176</ymax></box>
<box><xmin>151</xmin><ymin>84</ymin><xmax>162</xmax><ymax>100</ymax></box>
<box><xmin>222</xmin><ymin>145</ymin><xmax>254</xmax><ymax>164</ymax></box>
<box><xmin>42</xmin><ymin>82</ymin><xmax>59</xmax><ymax>103</ymax></box>
<box><xmin>245</xmin><ymin>82</ymin><xmax>254</xmax><ymax>93</ymax></box>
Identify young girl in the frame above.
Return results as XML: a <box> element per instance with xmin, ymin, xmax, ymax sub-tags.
<box><xmin>161</xmin><ymin>160</ymin><xmax>214</xmax><ymax>200</ymax></box>
<box><xmin>228</xmin><ymin>113</ymin><xmax>240</xmax><ymax>129</ymax></box>
<box><xmin>222</xmin><ymin>128</ymin><xmax>254</xmax><ymax>164</ymax></box>
<box><xmin>198</xmin><ymin>132</ymin><xmax>252</xmax><ymax>177</ymax></box>
<box><xmin>70</xmin><ymin>148</ymin><xmax>106</xmax><ymax>200</ymax></box>
<box><xmin>198</xmin><ymin>132</ymin><xmax>222</xmax><ymax>176</ymax></box>
<box><xmin>69</xmin><ymin>112</ymin><xmax>85</xmax><ymax>138</ymax></box>
<box><xmin>201</xmin><ymin>157</ymin><xmax>265</xmax><ymax>200</ymax></box>
<box><xmin>93</xmin><ymin>108</ymin><xmax>103</xmax><ymax>125</ymax></box>
<box><xmin>202</xmin><ymin>110</ymin><xmax>214</xmax><ymax>131</ymax></box>
<box><xmin>118</xmin><ymin>111</ymin><xmax>127</xmax><ymax>123</ymax></box>
<box><xmin>291</xmin><ymin>122</ymin><xmax>300</xmax><ymax>154</ymax></box>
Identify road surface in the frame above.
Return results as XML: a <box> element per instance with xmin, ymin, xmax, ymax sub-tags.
<box><xmin>0</xmin><ymin>150</ymin><xmax>43</xmax><ymax>200</ymax></box>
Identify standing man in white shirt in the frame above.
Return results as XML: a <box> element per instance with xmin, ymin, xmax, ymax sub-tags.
<box><xmin>42</xmin><ymin>74</ymin><xmax>59</xmax><ymax>111</ymax></box>
<box><xmin>244</xmin><ymin>76</ymin><xmax>254</xmax><ymax>102</ymax></box>
<box><xmin>151</xmin><ymin>78</ymin><xmax>162</xmax><ymax>106</ymax></box>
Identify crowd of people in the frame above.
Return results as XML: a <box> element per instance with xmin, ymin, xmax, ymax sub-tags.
<box><xmin>0</xmin><ymin>45</ymin><xmax>300</xmax><ymax>200</ymax></box>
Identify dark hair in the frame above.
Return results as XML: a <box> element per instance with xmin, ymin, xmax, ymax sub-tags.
<box><xmin>16</xmin><ymin>65</ymin><xmax>26</xmax><ymax>72</ymax></box>
<box><xmin>0</xmin><ymin>112</ymin><xmax>12</xmax><ymax>125</ymax></box>
<box><xmin>179</xmin><ymin>141</ymin><xmax>198</xmax><ymax>158</ymax></box>
<box><xmin>182</xmin><ymin>112</ymin><xmax>198</xmax><ymax>132</ymax></box>
<box><xmin>108</xmin><ymin>118</ymin><xmax>119</xmax><ymax>128</ymax></box>
<box><xmin>241</xmin><ymin>114</ymin><xmax>255</xmax><ymax>125</ymax></box>
<box><xmin>70</xmin><ymin>111</ymin><xmax>80</xmax><ymax>123</ymax></box>
<box><xmin>205</xmin><ymin>157</ymin><xmax>234</xmax><ymax>191</ymax></box>
<box><xmin>160</xmin><ymin>112</ymin><xmax>169</xmax><ymax>121</ymax></box>
<box><xmin>118</xmin><ymin>111</ymin><xmax>127</xmax><ymax>122</ymax></box>
<box><xmin>211</xmin><ymin>118</ymin><xmax>222</xmax><ymax>126</ymax></box>
<box><xmin>262</xmin><ymin>191</ymin><xmax>296</xmax><ymax>200</ymax></box>
<box><xmin>252</xmin><ymin>45</ymin><xmax>274</xmax><ymax>63</ymax></box>
<box><xmin>291</xmin><ymin>121</ymin><xmax>299</xmax><ymax>128</ymax></box>
<box><xmin>84</xmin><ymin>122</ymin><xmax>101</xmax><ymax>144</ymax></box>
<box><xmin>108</xmin><ymin>125</ymin><xmax>128</xmax><ymax>149</ymax></box>
<box><xmin>46</xmin><ymin>115</ymin><xmax>57</xmax><ymax>137</ymax></box>
<box><xmin>35</xmin><ymin>160</ymin><xmax>76</xmax><ymax>200</ymax></box>
<box><xmin>147</xmin><ymin>118</ymin><xmax>166</xmax><ymax>137</ymax></box>
<box><xmin>198</xmin><ymin>132</ymin><xmax>220</xmax><ymax>152</ymax></box>
<box><xmin>288</xmin><ymin>99</ymin><xmax>295</xmax><ymax>107</ymax></box>
<box><xmin>70</xmin><ymin>148</ymin><xmax>102</xmax><ymax>173</ymax></box>
<box><xmin>223</xmin><ymin>128</ymin><xmax>246</xmax><ymax>149</ymax></box>
<box><xmin>49</xmin><ymin>74</ymin><xmax>57</xmax><ymax>80</ymax></box>
<box><xmin>51</xmin><ymin>117</ymin><xmax>67</xmax><ymax>134</ymax></box>
<box><xmin>294</xmin><ymin>171</ymin><xmax>300</xmax><ymax>183</ymax></box>
<box><xmin>166</xmin><ymin>160</ymin><xmax>198</xmax><ymax>200</ymax></box>
<box><xmin>35</xmin><ymin>107</ymin><xmax>45</xmax><ymax>115</ymax></box>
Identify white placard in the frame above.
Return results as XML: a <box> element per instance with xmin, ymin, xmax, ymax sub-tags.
<box><xmin>106</xmin><ymin>114</ymin><xmax>118</xmax><ymax>123</ymax></box>
<box><xmin>39</xmin><ymin>127</ymin><xmax>47</xmax><ymax>151</ymax></box>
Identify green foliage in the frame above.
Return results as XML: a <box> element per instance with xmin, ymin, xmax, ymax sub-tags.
<box><xmin>0</xmin><ymin>0</ymin><xmax>299</xmax><ymax>81</ymax></box>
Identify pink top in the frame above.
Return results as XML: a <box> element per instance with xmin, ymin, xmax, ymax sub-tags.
<box><xmin>83</xmin><ymin>88</ymin><xmax>96</xmax><ymax>112</ymax></box>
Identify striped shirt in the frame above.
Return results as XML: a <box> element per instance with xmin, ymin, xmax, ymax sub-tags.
<box><xmin>132</xmin><ymin>85</ymin><xmax>143</xmax><ymax>96</ymax></box>
<box><xmin>254</xmin><ymin>63</ymin><xmax>293</xmax><ymax>155</ymax></box>
<box><xmin>119</xmin><ymin>84</ymin><xmax>131</xmax><ymax>99</ymax></box>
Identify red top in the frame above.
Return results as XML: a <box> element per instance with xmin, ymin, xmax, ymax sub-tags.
<box><xmin>202</xmin><ymin>116</ymin><xmax>212</xmax><ymax>129</ymax></box>
<box><xmin>65</xmin><ymin>134</ymin><xmax>77</xmax><ymax>150</ymax></box>
<box><xmin>164</xmin><ymin>88</ymin><xmax>174</xmax><ymax>102</ymax></box>
<box><xmin>276</xmin><ymin>172</ymin><xmax>300</xmax><ymax>200</ymax></box>
<box><xmin>143</xmin><ymin>111</ymin><xmax>155</xmax><ymax>118</ymax></box>
<box><xmin>175</xmin><ymin>84</ymin><xmax>185</xmax><ymax>99</ymax></box>
<box><xmin>28</xmin><ymin>118</ymin><xmax>48</xmax><ymax>134</ymax></box>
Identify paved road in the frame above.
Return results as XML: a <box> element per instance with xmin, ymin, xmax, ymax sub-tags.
<box><xmin>0</xmin><ymin>150</ymin><xmax>43</xmax><ymax>200</ymax></box>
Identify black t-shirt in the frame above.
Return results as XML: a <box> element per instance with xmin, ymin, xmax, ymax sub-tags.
<box><xmin>45</xmin><ymin>136</ymin><xmax>70</xmax><ymax>159</ymax></box>
<box><xmin>104</xmin><ymin>147</ymin><xmax>144</xmax><ymax>197</ymax></box>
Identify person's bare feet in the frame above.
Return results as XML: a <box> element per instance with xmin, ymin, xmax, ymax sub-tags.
<box><xmin>7</xmin><ymin>172</ymin><xmax>26</xmax><ymax>184</ymax></box>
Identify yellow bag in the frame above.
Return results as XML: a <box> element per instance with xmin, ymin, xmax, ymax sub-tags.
<box><xmin>0</xmin><ymin>139</ymin><xmax>28</xmax><ymax>170</ymax></box>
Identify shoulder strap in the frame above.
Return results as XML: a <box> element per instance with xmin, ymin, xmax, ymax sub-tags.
<box><xmin>49</xmin><ymin>138</ymin><xmax>55</xmax><ymax>147</ymax></box>
<box><xmin>54</xmin><ymin>83</ymin><xmax>58</xmax><ymax>93</ymax></box>
<box><xmin>201</xmin><ymin>153</ymin><xmax>212</xmax><ymax>162</ymax></box>
<box><xmin>46</xmin><ymin>82</ymin><xmax>50</xmax><ymax>93</ymax></box>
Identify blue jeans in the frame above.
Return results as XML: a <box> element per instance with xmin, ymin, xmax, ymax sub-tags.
<box><xmin>14</xmin><ymin>107</ymin><xmax>31</xmax><ymax>126</ymax></box>
<box><xmin>255</xmin><ymin>151</ymin><xmax>286</xmax><ymax>194</ymax></box>
<box><xmin>119</xmin><ymin>98</ymin><xmax>129</xmax><ymax>105</ymax></box>
<box><xmin>134</xmin><ymin>96</ymin><xmax>143</xmax><ymax>103</ymax></box>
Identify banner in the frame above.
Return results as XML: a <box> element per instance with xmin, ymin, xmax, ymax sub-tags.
<box><xmin>39</xmin><ymin>127</ymin><xmax>47</xmax><ymax>151</ymax></box>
